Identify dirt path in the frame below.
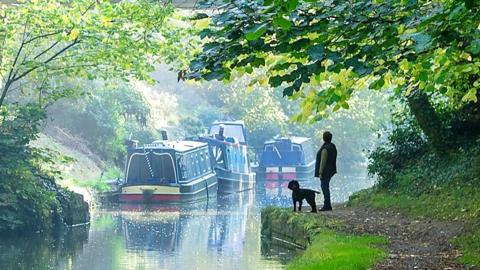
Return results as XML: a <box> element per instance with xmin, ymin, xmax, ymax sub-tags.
<box><xmin>321</xmin><ymin>205</ymin><xmax>471</xmax><ymax>270</ymax></box>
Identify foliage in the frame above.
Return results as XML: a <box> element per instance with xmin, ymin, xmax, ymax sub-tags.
<box><xmin>0</xmin><ymin>0</ymin><xmax>181</xmax><ymax>108</ymax></box>
<box><xmin>367</xmin><ymin>109</ymin><xmax>426</xmax><ymax>187</ymax></box>
<box><xmin>48</xmin><ymin>81</ymin><xmax>156</xmax><ymax>163</ymax></box>
<box><xmin>190</xmin><ymin>0</ymin><xmax>480</xmax><ymax>121</ymax></box>
<box><xmin>0</xmin><ymin>104</ymin><xmax>88</xmax><ymax>233</ymax></box>
<box><xmin>0</xmin><ymin>104</ymin><xmax>56</xmax><ymax>232</ymax></box>
<box><xmin>179</xmin><ymin>116</ymin><xmax>207</xmax><ymax>137</ymax></box>
<box><xmin>177</xmin><ymin>73</ymin><xmax>390</xmax><ymax>169</ymax></box>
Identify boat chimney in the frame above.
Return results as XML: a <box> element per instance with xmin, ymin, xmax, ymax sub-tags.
<box><xmin>124</xmin><ymin>139</ymin><xmax>138</xmax><ymax>149</ymax></box>
<box><xmin>219</xmin><ymin>125</ymin><xmax>224</xmax><ymax>138</ymax></box>
<box><xmin>161</xmin><ymin>130</ymin><xmax>168</xmax><ymax>141</ymax></box>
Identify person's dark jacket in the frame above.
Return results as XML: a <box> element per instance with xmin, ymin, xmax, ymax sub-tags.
<box><xmin>314</xmin><ymin>142</ymin><xmax>337</xmax><ymax>179</ymax></box>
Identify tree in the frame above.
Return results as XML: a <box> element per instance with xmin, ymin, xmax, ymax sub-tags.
<box><xmin>0</xmin><ymin>0</ymin><xmax>178</xmax><ymax>108</ymax></box>
<box><xmin>188</xmin><ymin>0</ymin><xmax>480</xmax><ymax>149</ymax></box>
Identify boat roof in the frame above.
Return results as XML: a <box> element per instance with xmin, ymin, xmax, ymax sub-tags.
<box><xmin>142</xmin><ymin>140</ymin><xmax>208</xmax><ymax>152</ymax></box>
<box><xmin>265</xmin><ymin>136</ymin><xmax>311</xmax><ymax>145</ymax></box>
<box><xmin>211</xmin><ymin>120</ymin><xmax>245</xmax><ymax>126</ymax></box>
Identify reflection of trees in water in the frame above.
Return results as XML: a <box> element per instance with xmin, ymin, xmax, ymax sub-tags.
<box><xmin>0</xmin><ymin>225</ymin><xmax>89</xmax><ymax>269</ymax></box>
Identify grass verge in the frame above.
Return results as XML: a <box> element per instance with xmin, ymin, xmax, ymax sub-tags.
<box><xmin>262</xmin><ymin>207</ymin><xmax>387</xmax><ymax>270</ymax></box>
<box><xmin>287</xmin><ymin>232</ymin><xmax>387</xmax><ymax>270</ymax></box>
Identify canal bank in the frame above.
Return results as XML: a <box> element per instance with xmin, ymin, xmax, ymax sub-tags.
<box><xmin>261</xmin><ymin>207</ymin><xmax>387</xmax><ymax>270</ymax></box>
<box><xmin>261</xmin><ymin>203</ymin><xmax>474</xmax><ymax>270</ymax></box>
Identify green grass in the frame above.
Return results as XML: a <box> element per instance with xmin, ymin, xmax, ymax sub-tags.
<box><xmin>287</xmin><ymin>232</ymin><xmax>387</xmax><ymax>270</ymax></box>
<box><xmin>262</xmin><ymin>207</ymin><xmax>388</xmax><ymax>270</ymax></box>
<box><xmin>73</xmin><ymin>167</ymin><xmax>122</xmax><ymax>193</ymax></box>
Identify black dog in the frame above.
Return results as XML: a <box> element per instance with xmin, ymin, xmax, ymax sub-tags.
<box><xmin>287</xmin><ymin>180</ymin><xmax>319</xmax><ymax>213</ymax></box>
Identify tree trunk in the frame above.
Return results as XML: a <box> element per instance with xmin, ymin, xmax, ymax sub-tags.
<box><xmin>406</xmin><ymin>88</ymin><xmax>449</xmax><ymax>150</ymax></box>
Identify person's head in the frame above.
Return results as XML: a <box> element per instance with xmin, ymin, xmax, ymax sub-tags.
<box><xmin>323</xmin><ymin>131</ymin><xmax>333</xmax><ymax>143</ymax></box>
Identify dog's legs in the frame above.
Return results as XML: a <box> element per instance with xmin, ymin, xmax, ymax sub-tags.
<box><xmin>298</xmin><ymin>200</ymin><xmax>302</xmax><ymax>212</ymax></box>
<box><xmin>308</xmin><ymin>198</ymin><xmax>317</xmax><ymax>213</ymax></box>
<box><xmin>293</xmin><ymin>199</ymin><xmax>297</xmax><ymax>212</ymax></box>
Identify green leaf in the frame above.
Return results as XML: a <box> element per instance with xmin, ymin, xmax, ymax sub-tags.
<box><xmin>273</xmin><ymin>17</ymin><xmax>291</xmax><ymax>30</ymax></box>
<box><xmin>269</xmin><ymin>76</ymin><xmax>284</xmax><ymax>87</ymax></box>
<box><xmin>466</xmin><ymin>39</ymin><xmax>480</xmax><ymax>55</ymax></box>
<box><xmin>307</xmin><ymin>45</ymin><xmax>325</xmax><ymax>61</ymax></box>
<box><xmin>369</xmin><ymin>77</ymin><xmax>385</xmax><ymax>90</ymax></box>
<box><xmin>245</xmin><ymin>23</ymin><xmax>268</xmax><ymax>41</ymax></box>
<box><xmin>418</xmin><ymin>70</ymin><xmax>428</xmax><ymax>82</ymax></box>
<box><xmin>286</xmin><ymin>0</ymin><xmax>299</xmax><ymax>12</ymax></box>
<box><xmin>462</xmin><ymin>88</ymin><xmax>478</xmax><ymax>103</ymax></box>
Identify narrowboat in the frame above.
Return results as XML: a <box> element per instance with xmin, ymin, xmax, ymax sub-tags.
<box><xmin>196</xmin><ymin>121</ymin><xmax>255</xmax><ymax>194</ymax></box>
<box><xmin>120</xmin><ymin>139</ymin><xmax>218</xmax><ymax>203</ymax></box>
<box><xmin>253</xmin><ymin>137</ymin><xmax>315</xmax><ymax>181</ymax></box>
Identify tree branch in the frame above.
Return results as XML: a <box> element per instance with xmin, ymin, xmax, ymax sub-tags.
<box><xmin>11</xmin><ymin>39</ymin><xmax>80</xmax><ymax>84</ymax></box>
<box><xmin>24</xmin><ymin>31</ymin><xmax>62</xmax><ymax>45</ymax></box>
<box><xmin>33</xmin><ymin>40</ymin><xmax>61</xmax><ymax>60</ymax></box>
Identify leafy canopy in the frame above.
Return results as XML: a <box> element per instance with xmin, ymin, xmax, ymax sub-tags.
<box><xmin>189</xmin><ymin>0</ymin><xmax>480</xmax><ymax>121</ymax></box>
<box><xmin>0</xmin><ymin>0</ymin><xmax>186</xmax><ymax>107</ymax></box>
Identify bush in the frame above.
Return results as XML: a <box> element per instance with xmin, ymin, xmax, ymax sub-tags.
<box><xmin>368</xmin><ymin>111</ymin><xmax>426</xmax><ymax>188</ymax></box>
<box><xmin>0</xmin><ymin>104</ymin><xmax>89</xmax><ymax>233</ymax></box>
<box><xmin>48</xmin><ymin>82</ymin><xmax>154</xmax><ymax>165</ymax></box>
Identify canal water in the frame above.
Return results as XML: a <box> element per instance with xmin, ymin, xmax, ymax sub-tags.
<box><xmin>0</xmin><ymin>174</ymin><xmax>374</xmax><ymax>270</ymax></box>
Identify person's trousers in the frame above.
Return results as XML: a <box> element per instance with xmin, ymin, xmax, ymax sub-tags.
<box><xmin>320</xmin><ymin>176</ymin><xmax>332</xmax><ymax>209</ymax></box>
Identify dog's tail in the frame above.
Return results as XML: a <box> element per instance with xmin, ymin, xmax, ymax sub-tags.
<box><xmin>314</xmin><ymin>190</ymin><xmax>321</xmax><ymax>194</ymax></box>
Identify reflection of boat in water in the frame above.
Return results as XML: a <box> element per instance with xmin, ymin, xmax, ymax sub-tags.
<box><xmin>255</xmin><ymin>180</ymin><xmax>292</xmax><ymax>208</ymax></box>
<box><xmin>121</xmin><ymin>211</ymin><xmax>182</xmax><ymax>253</ymax></box>
<box><xmin>196</xmin><ymin>121</ymin><xmax>255</xmax><ymax>194</ymax></box>
<box><xmin>253</xmin><ymin>137</ymin><xmax>315</xmax><ymax>181</ymax></box>
<box><xmin>207</xmin><ymin>192</ymin><xmax>254</xmax><ymax>255</ymax></box>
<box><xmin>120</xmin><ymin>138</ymin><xmax>217</xmax><ymax>203</ymax></box>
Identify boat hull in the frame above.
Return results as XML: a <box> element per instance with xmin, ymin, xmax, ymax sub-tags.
<box><xmin>119</xmin><ymin>174</ymin><xmax>218</xmax><ymax>203</ymax></box>
<box><xmin>253</xmin><ymin>161</ymin><xmax>315</xmax><ymax>181</ymax></box>
<box><xmin>215</xmin><ymin>168</ymin><xmax>255</xmax><ymax>194</ymax></box>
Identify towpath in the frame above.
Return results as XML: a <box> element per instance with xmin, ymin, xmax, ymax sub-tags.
<box><xmin>320</xmin><ymin>205</ymin><xmax>470</xmax><ymax>270</ymax></box>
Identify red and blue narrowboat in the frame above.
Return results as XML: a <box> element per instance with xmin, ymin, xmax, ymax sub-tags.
<box><xmin>253</xmin><ymin>137</ymin><xmax>315</xmax><ymax>181</ymax></box>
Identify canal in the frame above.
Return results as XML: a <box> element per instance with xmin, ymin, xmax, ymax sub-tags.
<box><xmin>0</xmin><ymin>175</ymin><xmax>373</xmax><ymax>270</ymax></box>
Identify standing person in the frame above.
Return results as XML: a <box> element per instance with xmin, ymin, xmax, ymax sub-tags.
<box><xmin>315</xmin><ymin>131</ymin><xmax>337</xmax><ymax>211</ymax></box>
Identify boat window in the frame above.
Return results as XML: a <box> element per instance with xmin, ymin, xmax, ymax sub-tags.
<box><xmin>126</xmin><ymin>152</ymin><xmax>176</xmax><ymax>185</ymax></box>
<box><xmin>195</xmin><ymin>152</ymin><xmax>200</xmax><ymax>176</ymax></box>
<box><xmin>204</xmin><ymin>149</ymin><xmax>211</xmax><ymax>171</ymax></box>
<box><xmin>201</xmin><ymin>150</ymin><xmax>208</xmax><ymax>173</ymax></box>
<box><xmin>265</xmin><ymin>144</ymin><xmax>273</xmax><ymax>151</ymax></box>
<box><xmin>186</xmin><ymin>154</ymin><xmax>193</xmax><ymax>178</ymax></box>
<box><xmin>212</xmin><ymin>145</ymin><xmax>226</xmax><ymax>169</ymax></box>
<box><xmin>292</xmin><ymin>145</ymin><xmax>301</xmax><ymax>151</ymax></box>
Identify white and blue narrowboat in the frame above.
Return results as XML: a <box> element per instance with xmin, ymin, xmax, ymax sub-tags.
<box><xmin>120</xmin><ymin>139</ymin><xmax>218</xmax><ymax>203</ymax></box>
<box><xmin>253</xmin><ymin>137</ymin><xmax>315</xmax><ymax>181</ymax></box>
<box><xmin>197</xmin><ymin>121</ymin><xmax>255</xmax><ymax>194</ymax></box>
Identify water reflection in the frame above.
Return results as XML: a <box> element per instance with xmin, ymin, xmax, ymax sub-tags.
<box><xmin>0</xmin><ymin>172</ymin><xmax>373</xmax><ymax>270</ymax></box>
<box><xmin>0</xmin><ymin>225</ymin><xmax>89</xmax><ymax>270</ymax></box>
